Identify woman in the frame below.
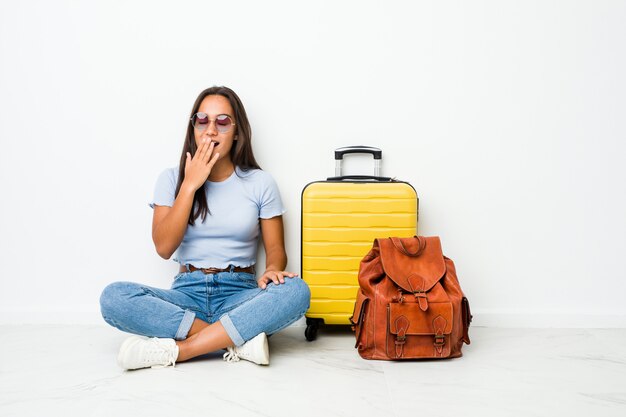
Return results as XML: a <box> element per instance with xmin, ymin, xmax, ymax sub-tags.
<box><xmin>100</xmin><ymin>86</ymin><xmax>310</xmax><ymax>370</ymax></box>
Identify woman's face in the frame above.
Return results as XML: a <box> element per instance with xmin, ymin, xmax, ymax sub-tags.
<box><xmin>193</xmin><ymin>95</ymin><xmax>237</xmax><ymax>162</ymax></box>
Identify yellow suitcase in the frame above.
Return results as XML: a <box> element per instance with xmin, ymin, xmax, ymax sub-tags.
<box><xmin>301</xmin><ymin>146</ymin><xmax>418</xmax><ymax>340</ymax></box>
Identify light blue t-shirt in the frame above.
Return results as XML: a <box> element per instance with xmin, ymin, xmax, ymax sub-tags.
<box><xmin>149</xmin><ymin>166</ymin><xmax>286</xmax><ymax>269</ymax></box>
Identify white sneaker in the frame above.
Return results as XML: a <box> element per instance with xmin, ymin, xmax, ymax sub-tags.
<box><xmin>117</xmin><ymin>335</ymin><xmax>179</xmax><ymax>370</ymax></box>
<box><xmin>223</xmin><ymin>332</ymin><xmax>269</xmax><ymax>365</ymax></box>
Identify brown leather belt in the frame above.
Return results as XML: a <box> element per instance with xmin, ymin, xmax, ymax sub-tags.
<box><xmin>180</xmin><ymin>264</ymin><xmax>256</xmax><ymax>275</ymax></box>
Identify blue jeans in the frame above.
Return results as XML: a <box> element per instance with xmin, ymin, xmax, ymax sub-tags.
<box><xmin>99</xmin><ymin>267</ymin><xmax>310</xmax><ymax>346</ymax></box>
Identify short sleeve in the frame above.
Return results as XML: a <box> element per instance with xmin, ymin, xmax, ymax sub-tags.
<box><xmin>149</xmin><ymin>168</ymin><xmax>177</xmax><ymax>209</ymax></box>
<box><xmin>258</xmin><ymin>172</ymin><xmax>286</xmax><ymax>219</ymax></box>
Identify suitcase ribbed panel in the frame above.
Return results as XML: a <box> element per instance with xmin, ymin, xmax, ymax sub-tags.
<box><xmin>302</xmin><ymin>227</ymin><xmax>416</xmax><ymax>242</ymax></box>
<box><xmin>309</xmin><ymin>285</ymin><xmax>359</xmax><ymax>299</ymax></box>
<box><xmin>302</xmin><ymin>182</ymin><xmax>418</xmax><ymax>324</ymax></box>
<box><xmin>304</xmin><ymin>198</ymin><xmax>416</xmax><ymax>213</ymax></box>
<box><xmin>303</xmin><ymin>242</ymin><xmax>373</xmax><ymax>257</ymax></box>
<box><xmin>304</xmin><ymin>213</ymin><xmax>416</xmax><ymax>228</ymax></box>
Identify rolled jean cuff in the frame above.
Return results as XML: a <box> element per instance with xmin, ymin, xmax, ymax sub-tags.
<box><xmin>220</xmin><ymin>313</ymin><xmax>245</xmax><ymax>346</ymax></box>
<box><xmin>175</xmin><ymin>309</ymin><xmax>196</xmax><ymax>340</ymax></box>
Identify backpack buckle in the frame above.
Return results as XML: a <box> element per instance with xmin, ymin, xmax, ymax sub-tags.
<box><xmin>413</xmin><ymin>290</ymin><xmax>429</xmax><ymax>311</ymax></box>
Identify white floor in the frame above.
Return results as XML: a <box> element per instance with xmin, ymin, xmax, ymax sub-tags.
<box><xmin>1</xmin><ymin>325</ymin><xmax>625</xmax><ymax>417</ymax></box>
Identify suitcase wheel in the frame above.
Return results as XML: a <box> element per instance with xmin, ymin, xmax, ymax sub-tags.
<box><xmin>305</xmin><ymin>318</ymin><xmax>322</xmax><ymax>341</ymax></box>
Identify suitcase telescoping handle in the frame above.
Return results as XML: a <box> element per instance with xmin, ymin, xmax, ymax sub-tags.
<box><xmin>334</xmin><ymin>146</ymin><xmax>382</xmax><ymax>177</ymax></box>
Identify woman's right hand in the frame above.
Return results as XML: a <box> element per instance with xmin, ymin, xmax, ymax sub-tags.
<box><xmin>182</xmin><ymin>139</ymin><xmax>220</xmax><ymax>192</ymax></box>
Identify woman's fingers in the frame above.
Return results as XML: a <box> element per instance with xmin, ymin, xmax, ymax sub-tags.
<box><xmin>198</xmin><ymin>139</ymin><xmax>214</xmax><ymax>162</ymax></box>
<box><xmin>192</xmin><ymin>138</ymin><xmax>207</xmax><ymax>160</ymax></box>
<box><xmin>192</xmin><ymin>139</ymin><xmax>217</xmax><ymax>171</ymax></box>
<box><xmin>260</xmin><ymin>274</ymin><xmax>280</xmax><ymax>287</ymax></box>
<box><xmin>207</xmin><ymin>151</ymin><xmax>220</xmax><ymax>169</ymax></box>
<box><xmin>257</xmin><ymin>276</ymin><xmax>269</xmax><ymax>289</ymax></box>
<box><xmin>257</xmin><ymin>271</ymin><xmax>298</xmax><ymax>289</ymax></box>
<box><xmin>204</xmin><ymin>140</ymin><xmax>216</xmax><ymax>162</ymax></box>
<box><xmin>192</xmin><ymin>138</ymin><xmax>203</xmax><ymax>160</ymax></box>
<box><xmin>270</xmin><ymin>274</ymin><xmax>280</xmax><ymax>286</ymax></box>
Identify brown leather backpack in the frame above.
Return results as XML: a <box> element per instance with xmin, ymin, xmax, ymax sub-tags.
<box><xmin>350</xmin><ymin>236</ymin><xmax>472</xmax><ymax>360</ymax></box>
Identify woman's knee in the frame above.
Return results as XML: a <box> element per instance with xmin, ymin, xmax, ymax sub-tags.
<box><xmin>99</xmin><ymin>281</ymin><xmax>138</xmax><ymax>319</ymax></box>
<box><xmin>283</xmin><ymin>277</ymin><xmax>311</xmax><ymax>313</ymax></box>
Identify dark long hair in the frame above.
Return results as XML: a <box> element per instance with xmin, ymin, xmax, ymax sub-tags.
<box><xmin>174</xmin><ymin>86</ymin><xmax>261</xmax><ymax>225</ymax></box>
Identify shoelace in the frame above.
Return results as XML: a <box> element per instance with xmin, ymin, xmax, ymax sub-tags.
<box><xmin>223</xmin><ymin>347</ymin><xmax>240</xmax><ymax>363</ymax></box>
<box><xmin>147</xmin><ymin>338</ymin><xmax>177</xmax><ymax>369</ymax></box>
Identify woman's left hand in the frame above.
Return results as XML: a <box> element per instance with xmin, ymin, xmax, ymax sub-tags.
<box><xmin>257</xmin><ymin>270</ymin><xmax>298</xmax><ymax>289</ymax></box>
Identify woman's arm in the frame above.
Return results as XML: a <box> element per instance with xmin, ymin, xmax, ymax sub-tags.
<box><xmin>152</xmin><ymin>139</ymin><xmax>220</xmax><ymax>259</ymax></box>
<box><xmin>151</xmin><ymin>184</ymin><xmax>196</xmax><ymax>259</ymax></box>
<box><xmin>258</xmin><ymin>216</ymin><xmax>297</xmax><ymax>289</ymax></box>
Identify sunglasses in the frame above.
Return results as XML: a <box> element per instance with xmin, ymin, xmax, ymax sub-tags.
<box><xmin>190</xmin><ymin>113</ymin><xmax>236</xmax><ymax>133</ymax></box>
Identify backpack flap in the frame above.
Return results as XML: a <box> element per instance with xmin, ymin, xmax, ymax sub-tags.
<box><xmin>378</xmin><ymin>236</ymin><xmax>446</xmax><ymax>311</ymax></box>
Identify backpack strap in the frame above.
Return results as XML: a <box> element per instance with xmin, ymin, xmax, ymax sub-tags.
<box><xmin>394</xmin><ymin>315</ymin><xmax>409</xmax><ymax>358</ymax></box>
<box><xmin>390</xmin><ymin>236</ymin><xmax>426</xmax><ymax>257</ymax></box>
<box><xmin>433</xmin><ymin>315</ymin><xmax>447</xmax><ymax>357</ymax></box>
<box><xmin>461</xmin><ymin>297</ymin><xmax>472</xmax><ymax>344</ymax></box>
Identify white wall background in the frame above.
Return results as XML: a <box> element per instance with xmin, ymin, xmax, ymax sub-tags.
<box><xmin>1</xmin><ymin>0</ymin><xmax>625</xmax><ymax>327</ymax></box>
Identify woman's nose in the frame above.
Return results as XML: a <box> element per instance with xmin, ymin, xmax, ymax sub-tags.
<box><xmin>206</xmin><ymin>120</ymin><xmax>218</xmax><ymax>135</ymax></box>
